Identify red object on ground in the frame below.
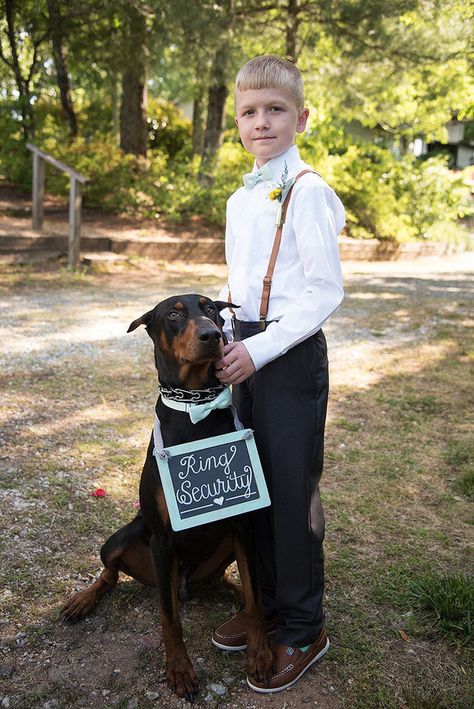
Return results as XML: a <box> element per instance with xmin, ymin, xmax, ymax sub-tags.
<box><xmin>91</xmin><ymin>488</ymin><xmax>106</xmax><ymax>498</ymax></box>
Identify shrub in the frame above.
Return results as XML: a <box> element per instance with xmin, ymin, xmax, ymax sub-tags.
<box><xmin>390</xmin><ymin>155</ymin><xmax>472</xmax><ymax>238</ymax></box>
<box><xmin>185</xmin><ymin>141</ymin><xmax>251</xmax><ymax>223</ymax></box>
<box><xmin>1</xmin><ymin>94</ymin><xmax>471</xmax><ymax>241</ymax></box>
<box><xmin>147</xmin><ymin>98</ymin><xmax>192</xmax><ymax>160</ymax></box>
<box><xmin>324</xmin><ymin>145</ymin><xmax>416</xmax><ymax>241</ymax></box>
<box><xmin>315</xmin><ymin>144</ymin><xmax>472</xmax><ymax>243</ymax></box>
<box><xmin>32</xmin><ymin>136</ymin><xmax>166</xmax><ymax>215</ymax></box>
<box><xmin>0</xmin><ymin>102</ymin><xmax>33</xmax><ymax>190</ymax></box>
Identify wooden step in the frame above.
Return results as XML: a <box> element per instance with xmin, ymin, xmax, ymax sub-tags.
<box><xmin>0</xmin><ymin>234</ymin><xmax>111</xmax><ymax>253</ymax></box>
<box><xmin>0</xmin><ymin>250</ymin><xmax>64</xmax><ymax>264</ymax></box>
<box><xmin>110</xmin><ymin>236</ymin><xmax>225</xmax><ymax>264</ymax></box>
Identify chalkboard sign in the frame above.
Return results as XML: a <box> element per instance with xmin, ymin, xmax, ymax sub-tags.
<box><xmin>154</xmin><ymin>429</ymin><xmax>270</xmax><ymax>531</ymax></box>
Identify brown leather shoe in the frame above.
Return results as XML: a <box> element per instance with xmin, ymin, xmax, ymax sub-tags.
<box><xmin>247</xmin><ymin>627</ymin><xmax>329</xmax><ymax>693</ymax></box>
<box><xmin>212</xmin><ymin>611</ymin><xmax>279</xmax><ymax>651</ymax></box>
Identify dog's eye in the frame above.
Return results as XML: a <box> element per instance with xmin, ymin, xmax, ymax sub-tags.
<box><xmin>205</xmin><ymin>306</ymin><xmax>215</xmax><ymax>316</ymax></box>
<box><xmin>168</xmin><ymin>311</ymin><xmax>181</xmax><ymax>320</ymax></box>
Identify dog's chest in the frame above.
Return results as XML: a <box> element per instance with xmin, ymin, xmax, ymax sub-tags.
<box><xmin>175</xmin><ymin>521</ymin><xmax>231</xmax><ymax>563</ymax></box>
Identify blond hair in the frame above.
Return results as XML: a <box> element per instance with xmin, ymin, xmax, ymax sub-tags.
<box><xmin>235</xmin><ymin>55</ymin><xmax>304</xmax><ymax>111</ymax></box>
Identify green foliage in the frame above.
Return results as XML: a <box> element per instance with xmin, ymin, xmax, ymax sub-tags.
<box><xmin>0</xmin><ymin>104</ymin><xmax>32</xmax><ymax>189</ymax></box>
<box><xmin>391</xmin><ymin>155</ymin><xmax>472</xmax><ymax>237</ymax></box>
<box><xmin>323</xmin><ymin>145</ymin><xmax>414</xmax><ymax>241</ymax></box>
<box><xmin>407</xmin><ymin>572</ymin><xmax>474</xmax><ymax>643</ymax></box>
<box><xmin>186</xmin><ymin>141</ymin><xmax>251</xmax><ymax>223</ymax></box>
<box><xmin>446</xmin><ymin>440</ymin><xmax>474</xmax><ymax>500</ymax></box>
<box><xmin>2</xmin><ymin>105</ymin><xmax>470</xmax><ymax>241</ymax></box>
<box><xmin>147</xmin><ymin>98</ymin><xmax>193</xmax><ymax>160</ymax></box>
<box><xmin>319</xmin><ymin>145</ymin><xmax>471</xmax><ymax>242</ymax></box>
<box><xmin>373</xmin><ymin>565</ymin><xmax>474</xmax><ymax>644</ymax></box>
<box><xmin>1</xmin><ymin>0</ymin><xmax>472</xmax><ymax>243</ymax></box>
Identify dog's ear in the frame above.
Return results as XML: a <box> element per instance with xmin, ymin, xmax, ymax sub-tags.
<box><xmin>213</xmin><ymin>300</ymin><xmax>240</xmax><ymax>312</ymax></box>
<box><xmin>127</xmin><ymin>309</ymin><xmax>154</xmax><ymax>333</ymax></box>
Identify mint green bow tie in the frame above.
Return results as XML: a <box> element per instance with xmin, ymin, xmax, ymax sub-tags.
<box><xmin>189</xmin><ymin>387</ymin><xmax>233</xmax><ymax>424</ymax></box>
<box><xmin>242</xmin><ymin>163</ymin><xmax>273</xmax><ymax>188</ymax></box>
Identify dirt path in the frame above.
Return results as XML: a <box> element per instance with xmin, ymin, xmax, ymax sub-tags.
<box><xmin>1</xmin><ymin>254</ymin><xmax>473</xmax><ymax>709</ymax></box>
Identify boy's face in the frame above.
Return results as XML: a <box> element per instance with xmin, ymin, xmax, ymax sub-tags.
<box><xmin>234</xmin><ymin>87</ymin><xmax>309</xmax><ymax>166</ymax></box>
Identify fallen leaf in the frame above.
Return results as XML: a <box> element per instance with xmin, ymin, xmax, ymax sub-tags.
<box><xmin>399</xmin><ymin>630</ymin><xmax>410</xmax><ymax>642</ymax></box>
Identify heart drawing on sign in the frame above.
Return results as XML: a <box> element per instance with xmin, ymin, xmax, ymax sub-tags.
<box><xmin>213</xmin><ymin>496</ymin><xmax>224</xmax><ymax>506</ymax></box>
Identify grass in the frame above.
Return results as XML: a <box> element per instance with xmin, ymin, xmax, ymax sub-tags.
<box><xmin>1</xmin><ymin>257</ymin><xmax>473</xmax><ymax>708</ymax></box>
<box><xmin>407</xmin><ymin>573</ymin><xmax>474</xmax><ymax>643</ymax></box>
<box><xmin>446</xmin><ymin>440</ymin><xmax>474</xmax><ymax>500</ymax></box>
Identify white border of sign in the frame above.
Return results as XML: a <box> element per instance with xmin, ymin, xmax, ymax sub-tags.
<box><xmin>154</xmin><ymin>429</ymin><xmax>270</xmax><ymax>531</ymax></box>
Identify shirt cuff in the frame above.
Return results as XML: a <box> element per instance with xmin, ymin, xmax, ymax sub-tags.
<box><xmin>240</xmin><ymin>328</ymin><xmax>278</xmax><ymax>371</ymax></box>
<box><xmin>222</xmin><ymin>315</ymin><xmax>234</xmax><ymax>343</ymax></box>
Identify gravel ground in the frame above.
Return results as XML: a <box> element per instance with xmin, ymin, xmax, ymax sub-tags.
<box><xmin>4</xmin><ymin>253</ymin><xmax>474</xmax><ymax>368</ymax></box>
<box><xmin>1</xmin><ymin>252</ymin><xmax>473</xmax><ymax>709</ymax></box>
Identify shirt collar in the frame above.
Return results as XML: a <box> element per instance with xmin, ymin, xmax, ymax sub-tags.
<box><xmin>252</xmin><ymin>145</ymin><xmax>303</xmax><ymax>183</ymax></box>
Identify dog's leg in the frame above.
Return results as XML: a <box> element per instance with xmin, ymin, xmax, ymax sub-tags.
<box><xmin>62</xmin><ymin>550</ymin><xmax>120</xmax><ymax>623</ymax></box>
<box><xmin>233</xmin><ymin>521</ymin><xmax>273</xmax><ymax>685</ymax></box>
<box><xmin>63</xmin><ymin>514</ymin><xmax>153</xmax><ymax>622</ymax></box>
<box><xmin>150</xmin><ymin>532</ymin><xmax>199</xmax><ymax>702</ymax></box>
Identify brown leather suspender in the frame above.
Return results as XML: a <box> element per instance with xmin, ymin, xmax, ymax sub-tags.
<box><xmin>228</xmin><ymin>169</ymin><xmax>316</xmax><ymax>326</ymax></box>
<box><xmin>258</xmin><ymin>169</ymin><xmax>315</xmax><ymax>322</ymax></box>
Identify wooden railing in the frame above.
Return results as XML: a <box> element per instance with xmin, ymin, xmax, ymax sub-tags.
<box><xmin>26</xmin><ymin>143</ymin><xmax>88</xmax><ymax>269</ymax></box>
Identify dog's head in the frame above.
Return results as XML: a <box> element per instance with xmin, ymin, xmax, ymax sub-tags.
<box><xmin>128</xmin><ymin>294</ymin><xmax>237</xmax><ymax>389</ymax></box>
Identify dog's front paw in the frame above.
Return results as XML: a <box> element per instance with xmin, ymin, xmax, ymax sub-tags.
<box><xmin>166</xmin><ymin>657</ymin><xmax>199</xmax><ymax>702</ymax></box>
<box><xmin>246</xmin><ymin>639</ymin><xmax>274</xmax><ymax>686</ymax></box>
<box><xmin>62</xmin><ymin>589</ymin><xmax>98</xmax><ymax>623</ymax></box>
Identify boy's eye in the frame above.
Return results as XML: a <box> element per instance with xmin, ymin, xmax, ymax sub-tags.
<box><xmin>243</xmin><ymin>109</ymin><xmax>255</xmax><ymax>116</ymax></box>
<box><xmin>269</xmin><ymin>106</ymin><xmax>282</xmax><ymax>112</ymax></box>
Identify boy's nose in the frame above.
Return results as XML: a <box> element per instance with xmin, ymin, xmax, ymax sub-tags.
<box><xmin>255</xmin><ymin>113</ymin><xmax>270</xmax><ymax>129</ymax></box>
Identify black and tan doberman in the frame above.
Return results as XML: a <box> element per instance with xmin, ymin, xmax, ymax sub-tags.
<box><xmin>62</xmin><ymin>294</ymin><xmax>272</xmax><ymax>701</ymax></box>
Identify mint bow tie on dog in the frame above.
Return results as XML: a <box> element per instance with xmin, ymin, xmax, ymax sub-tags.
<box><xmin>189</xmin><ymin>387</ymin><xmax>233</xmax><ymax>424</ymax></box>
<box><xmin>242</xmin><ymin>163</ymin><xmax>273</xmax><ymax>188</ymax></box>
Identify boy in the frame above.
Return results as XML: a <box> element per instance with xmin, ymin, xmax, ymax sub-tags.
<box><xmin>213</xmin><ymin>55</ymin><xmax>345</xmax><ymax>693</ymax></box>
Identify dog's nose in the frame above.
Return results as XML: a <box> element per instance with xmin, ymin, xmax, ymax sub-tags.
<box><xmin>198</xmin><ymin>328</ymin><xmax>222</xmax><ymax>343</ymax></box>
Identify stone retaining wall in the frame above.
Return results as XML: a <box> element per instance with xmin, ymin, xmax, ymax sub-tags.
<box><xmin>110</xmin><ymin>235</ymin><xmax>466</xmax><ymax>264</ymax></box>
<box><xmin>338</xmin><ymin>237</ymin><xmax>464</xmax><ymax>261</ymax></box>
<box><xmin>0</xmin><ymin>230</ymin><xmax>467</xmax><ymax>264</ymax></box>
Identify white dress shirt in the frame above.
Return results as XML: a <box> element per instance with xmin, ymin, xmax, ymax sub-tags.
<box><xmin>219</xmin><ymin>144</ymin><xmax>345</xmax><ymax>371</ymax></box>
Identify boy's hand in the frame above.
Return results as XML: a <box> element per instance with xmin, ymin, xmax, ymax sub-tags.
<box><xmin>215</xmin><ymin>342</ymin><xmax>256</xmax><ymax>385</ymax></box>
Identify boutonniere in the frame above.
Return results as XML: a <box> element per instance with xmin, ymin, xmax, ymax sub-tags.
<box><xmin>268</xmin><ymin>162</ymin><xmax>295</xmax><ymax>226</ymax></box>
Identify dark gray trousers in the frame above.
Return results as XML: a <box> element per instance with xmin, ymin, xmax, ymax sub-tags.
<box><xmin>233</xmin><ymin>321</ymin><xmax>328</xmax><ymax>646</ymax></box>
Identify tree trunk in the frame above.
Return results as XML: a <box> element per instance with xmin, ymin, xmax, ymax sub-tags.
<box><xmin>119</xmin><ymin>6</ymin><xmax>148</xmax><ymax>157</ymax></box>
<box><xmin>285</xmin><ymin>0</ymin><xmax>300</xmax><ymax>62</ymax></box>
<box><xmin>191</xmin><ymin>76</ymin><xmax>206</xmax><ymax>157</ymax></box>
<box><xmin>111</xmin><ymin>75</ymin><xmax>120</xmax><ymax>145</ymax></box>
<box><xmin>47</xmin><ymin>0</ymin><xmax>78</xmax><ymax>139</ymax></box>
<box><xmin>198</xmin><ymin>44</ymin><xmax>229</xmax><ymax>185</ymax></box>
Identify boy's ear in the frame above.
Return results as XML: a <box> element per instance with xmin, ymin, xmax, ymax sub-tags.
<box><xmin>296</xmin><ymin>107</ymin><xmax>309</xmax><ymax>134</ymax></box>
<box><xmin>234</xmin><ymin>116</ymin><xmax>239</xmax><ymax>128</ymax></box>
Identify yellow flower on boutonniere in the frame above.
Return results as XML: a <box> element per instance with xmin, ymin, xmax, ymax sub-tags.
<box><xmin>269</xmin><ymin>188</ymin><xmax>282</xmax><ymax>201</ymax></box>
<box><xmin>268</xmin><ymin>162</ymin><xmax>295</xmax><ymax>226</ymax></box>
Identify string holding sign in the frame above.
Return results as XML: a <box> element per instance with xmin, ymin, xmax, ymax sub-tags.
<box><xmin>153</xmin><ymin>428</ymin><xmax>270</xmax><ymax>531</ymax></box>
